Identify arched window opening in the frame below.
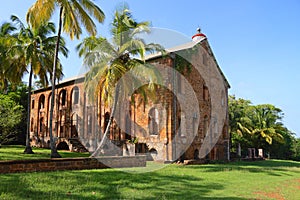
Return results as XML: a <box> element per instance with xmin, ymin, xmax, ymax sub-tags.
<box><xmin>203</xmin><ymin>85</ymin><xmax>209</xmax><ymax>101</ymax></box>
<box><xmin>221</xmin><ymin>90</ymin><xmax>225</xmax><ymax>107</ymax></box>
<box><xmin>194</xmin><ymin>149</ymin><xmax>199</xmax><ymax>160</ymax></box>
<box><xmin>179</xmin><ymin>113</ymin><xmax>186</xmax><ymax>136</ymax></box>
<box><xmin>60</xmin><ymin>89</ymin><xmax>67</xmax><ymax>107</ymax></box>
<box><xmin>47</xmin><ymin>93</ymin><xmax>52</xmax><ymax>128</ymax></box>
<box><xmin>88</xmin><ymin>114</ymin><xmax>93</xmax><ymax>134</ymax></box>
<box><xmin>39</xmin><ymin>117</ymin><xmax>44</xmax><ymax>133</ymax></box>
<box><xmin>104</xmin><ymin>112</ymin><xmax>110</xmax><ymax>132</ymax></box>
<box><xmin>148</xmin><ymin>108</ymin><xmax>159</xmax><ymax>135</ymax></box>
<box><xmin>31</xmin><ymin>99</ymin><xmax>35</xmax><ymax>109</ymax></box>
<box><xmin>72</xmin><ymin>87</ymin><xmax>79</xmax><ymax>105</ymax></box>
<box><xmin>30</xmin><ymin>118</ymin><xmax>34</xmax><ymax>132</ymax></box>
<box><xmin>38</xmin><ymin>94</ymin><xmax>45</xmax><ymax>110</ymax></box>
<box><xmin>71</xmin><ymin>113</ymin><xmax>78</xmax><ymax>138</ymax></box>
<box><xmin>203</xmin><ymin>115</ymin><xmax>209</xmax><ymax>137</ymax></box>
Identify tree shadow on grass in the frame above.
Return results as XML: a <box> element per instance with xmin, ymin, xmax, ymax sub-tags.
<box><xmin>189</xmin><ymin>159</ymin><xmax>300</xmax><ymax>177</ymax></box>
<box><xmin>0</xmin><ymin>168</ymin><xmax>245</xmax><ymax>200</ymax></box>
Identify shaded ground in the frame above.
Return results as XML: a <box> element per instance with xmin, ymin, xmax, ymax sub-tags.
<box><xmin>0</xmin><ymin>145</ymin><xmax>89</xmax><ymax>160</ymax></box>
<box><xmin>0</xmin><ymin>158</ymin><xmax>299</xmax><ymax>199</ymax></box>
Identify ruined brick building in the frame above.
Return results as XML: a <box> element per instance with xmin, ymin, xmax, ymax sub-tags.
<box><xmin>30</xmin><ymin>32</ymin><xmax>230</xmax><ymax>162</ymax></box>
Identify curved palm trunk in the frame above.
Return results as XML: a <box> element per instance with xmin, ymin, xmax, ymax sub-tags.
<box><xmin>24</xmin><ymin>66</ymin><xmax>34</xmax><ymax>154</ymax></box>
<box><xmin>48</xmin><ymin>7</ymin><xmax>63</xmax><ymax>158</ymax></box>
<box><xmin>91</xmin><ymin>86</ymin><xmax>120</xmax><ymax>157</ymax></box>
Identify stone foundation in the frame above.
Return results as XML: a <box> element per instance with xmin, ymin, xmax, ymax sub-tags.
<box><xmin>0</xmin><ymin>155</ymin><xmax>146</xmax><ymax>174</ymax></box>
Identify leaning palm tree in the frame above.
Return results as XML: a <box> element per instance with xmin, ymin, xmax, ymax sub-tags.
<box><xmin>9</xmin><ymin>15</ymin><xmax>68</xmax><ymax>154</ymax></box>
<box><xmin>26</xmin><ymin>0</ymin><xmax>105</xmax><ymax>157</ymax></box>
<box><xmin>77</xmin><ymin>8</ymin><xmax>163</xmax><ymax>157</ymax></box>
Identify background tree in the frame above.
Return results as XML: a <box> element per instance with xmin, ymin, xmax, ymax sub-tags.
<box><xmin>0</xmin><ymin>22</ymin><xmax>22</xmax><ymax>93</ymax></box>
<box><xmin>229</xmin><ymin>95</ymin><xmax>253</xmax><ymax>155</ymax></box>
<box><xmin>292</xmin><ymin>138</ymin><xmax>300</xmax><ymax>161</ymax></box>
<box><xmin>77</xmin><ymin>8</ymin><xmax>163</xmax><ymax>157</ymax></box>
<box><xmin>229</xmin><ymin>95</ymin><xmax>297</xmax><ymax>159</ymax></box>
<box><xmin>248</xmin><ymin>104</ymin><xmax>284</xmax><ymax>147</ymax></box>
<box><xmin>0</xmin><ymin>93</ymin><xmax>24</xmax><ymax>145</ymax></box>
<box><xmin>26</xmin><ymin>0</ymin><xmax>105</xmax><ymax>157</ymax></box>
<box><xmin>9</xmin><ymin>15</ymin><xmax>68</xmax><ymax>154</ymax></box>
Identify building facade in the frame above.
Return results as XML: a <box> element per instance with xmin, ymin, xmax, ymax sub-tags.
<box><xmin>30</xmin><ymin>35</ymin><xmax>230</xmax><ymax>162</ymax></box>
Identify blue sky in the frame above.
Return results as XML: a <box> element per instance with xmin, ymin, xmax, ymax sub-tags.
<box><xmin>1</xmin><ymin>0</ymin><xmax>300</xmax><ymax>137</ymax></box>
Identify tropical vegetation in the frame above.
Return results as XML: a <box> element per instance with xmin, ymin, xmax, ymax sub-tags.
<box><xmin>229</xmin><ymin>95</ymin><xmax>300</xmax><ymax>160</ymax></box>
<box><xmin>9</xmin><ymin>15</ymin><xmax>68</xmax><ymax>154</ymax></box>
<box><xmin>77</xmin><ymin>7</ymin><xmax>163</xmax><ymax>157</ymax></box>
<box><xmin>0</xmin><ymin>1</ymin><xmax>299</xmax><ymax>161</ymax></box>
<box><xmin>0</xmin><ymin>94</ymin><xmax>24</xmax><ymax>145</ymax></box>
<box><xmin>26</xmin><ymin>0</ymin><xmax>105</xmax><ymax>157</ymax></box>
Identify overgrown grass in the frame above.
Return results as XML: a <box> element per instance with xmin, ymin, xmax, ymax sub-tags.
<box><xmin>0</xmin><ymin>145</ymin><xmax>90</xmax><ymax>160</ymax></box>
<box><xmin>0</xmin><ymin>159</ymin><xmax>300</xmax><ymax>199</ymax></box>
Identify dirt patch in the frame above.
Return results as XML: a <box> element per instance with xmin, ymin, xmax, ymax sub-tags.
<box><xmin>254</xmin><ymin>191</ymin><xmax>285</xmax><ymax>200</ymax></box>
<box><xmin>295</xmin><ymin>179</ymin><xmax>300</xmax><ymax>190</ymax></box>
<box><xmin>254</xmin><ymin>192</ymin><xmax>285</xmax><ymax>200</ymax></box>
<box><xmin>254</xmin><ymin>179</ymin><xmax>300</xmax><ymax>199</ymax></box>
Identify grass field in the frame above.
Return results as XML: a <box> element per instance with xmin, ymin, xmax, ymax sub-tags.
<box><xmin>0</xmin><ymin>146</ymin><xmax>300</xmax><ymax>199</ymax></box>
<box><xmin>0</xmin><ymin>145</ymin><xmax>90</xmax><ymax>160</ymax></box>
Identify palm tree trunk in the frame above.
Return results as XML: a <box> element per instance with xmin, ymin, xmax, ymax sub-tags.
<box><xmin>48</xmin><ymin>7</ymin><xmax>63</xmax><ymax>158</ymax></box>
<box><xmin>24</xmin><ymin>66</ymin><xmax>34</xmax><ymax>154</ymax></box>
<box><xmin>3</xmin><ymin>79</ymin><xmax>8</xmax><ymax>94</ymax></box>
<box><xmin>91</xmin><ymin>85</ymin><xmax>120</xmax><ymax>157</ymax></box>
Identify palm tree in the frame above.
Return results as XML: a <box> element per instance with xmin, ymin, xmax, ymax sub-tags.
<box><xmin>26</xmin><ymin>0</ymin><xmax>105</xmax><ymax>157</ymax></box>
<box><xmin>0</xmin><ymin>22</ymin><xmax>21</xmax><ymax>93</ymax></box>
<box><xmin>249</xmin><ymin>104</ymin><xmax>284</xmax><ymax>146</ymax></box>
<box><xmin>9</xmin><ymin>15</ymin><xmax>68</xmax><ymax>154</ymax></box>
<box><xmin>77</xmin><ymin>8</ymin><xmax>163</xmax><ymax>157</ymax></box>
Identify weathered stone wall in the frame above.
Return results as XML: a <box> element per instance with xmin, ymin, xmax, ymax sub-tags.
<box><xmin>29</xmin><ymin>39</ymin><xmax>230</xmax><ymax>162</ymax></box>
<box><xmin>0</xmin><ymin>156</ymin><xmax>146</xmax><ymax>174</ymax></box>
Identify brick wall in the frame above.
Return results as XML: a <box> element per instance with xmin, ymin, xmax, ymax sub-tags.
<box><xmin>0</xmin><ymin>155</ymin><xmax>146</xmax><ymax>174</ymax></box>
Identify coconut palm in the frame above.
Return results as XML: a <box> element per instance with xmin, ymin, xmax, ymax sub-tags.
<box><xmin>249</xmin><ymin>104</ymin><xmax>284</xmax><ymax>146</ymax></box>
<box><xmin>9</xmin><ymin>15</ymin><xmax>68</xmax><ymax>154</ymax></box>
<box><xmin>26</xmin><ymin>0</ymin><xmax>105</xmax><ymax>157</ymax></box>
<box><xmin>0</xmin><ymin>22</ymin><xmax>21</xmax><ymax>93</ymax></box>
<box><xmin>77</xmin><ymin>8</ymin><xmax>163</xmax><ymax>157</ymax></box>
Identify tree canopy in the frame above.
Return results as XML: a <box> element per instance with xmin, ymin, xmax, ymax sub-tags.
<box><xmin>0</xmin><ymin>89</ymin><xmax>25</xmax><ymax>145</ymax></box>
<box><xmin>229</xmin><ymin>95</ymin><xmax>298</xmax><ymax>160</ymax></box>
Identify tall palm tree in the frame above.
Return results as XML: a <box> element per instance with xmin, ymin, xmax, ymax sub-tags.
<box><xmin>26</xmin><ymin>0</ymin><xmax>105</xmax><ymax>157</ymax></box>
<box><xmin>0</xmin><ymin>22</ymin><xmax>21</xmax><ymax>93</ymax></box>
<box><xmin>9</xmin><ymin>15</ymin><xmax>68</xmax><ymax>154</ymax></box>
<box><xmin>77</xmin><ymin>8</ymin><xmax>163</xmax><ymax>157</ymax></box>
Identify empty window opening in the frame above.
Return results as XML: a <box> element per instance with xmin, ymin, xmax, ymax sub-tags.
<box><xmin>148</xmin><ymin>108</ymin><xmax>159</xmax><ymax>135</ymax></box>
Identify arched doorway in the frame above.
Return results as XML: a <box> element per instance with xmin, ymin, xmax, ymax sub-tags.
<box><xmin>57</xmin><ymin>141</ymin><xmax>69</xmax><ymax>150</ymax></box>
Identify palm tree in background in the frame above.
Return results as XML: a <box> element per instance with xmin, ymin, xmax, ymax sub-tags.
<box><xmin>249</xmin><ymin>104</ymin><xmax>284</xmax><ymax>146</ymax></box>
<box><xmin>0</xmin><ymin>22</ymin><xmax>22</xmax><ymax>93</ymax></box>
<box><xmin>26</xmin><ymin>0</ymin><xmax>105</xmax><ymax>157</ymax></box>
<box><xmin>77</xmin><ymin>8</ymin><xmax>163</xmax><ymax>157</ymax></box>
<box><xmin>9</xmin><ymin>15</ymin><xmax>68</xmax><ymax>154</ymax></box>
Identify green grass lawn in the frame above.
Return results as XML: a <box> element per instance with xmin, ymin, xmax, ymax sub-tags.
<box><xmin>0</xmin><ymin>145</ymin><xmax>90</xmax><ymax>160</ymax></box>
<box><xmin>1</xmin><ymin>157</ymin><xmax>300</xmax><ymax>199</ymax></box>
